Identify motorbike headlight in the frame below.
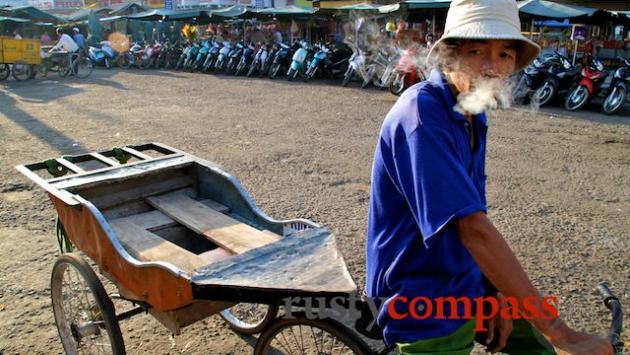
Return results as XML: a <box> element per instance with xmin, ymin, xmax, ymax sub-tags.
<box><xmin>563</xmin><ymin>60</ymin><xmax>571</xmax><ymax>70</ymax></box>
<box><xmin>596</xmin><ymin>62</ymin><xmax>604</xmax><ymax>71</ymax></box>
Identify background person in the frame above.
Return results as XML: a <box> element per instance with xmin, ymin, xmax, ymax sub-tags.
<box><xmin>365</xmin><ymin>0</ymin><xmax>614</xmax><ymax>354</ymax></box>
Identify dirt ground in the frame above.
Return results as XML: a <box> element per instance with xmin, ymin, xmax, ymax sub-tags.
<box><xmin>0</xmin><ymin>70</ymin><xmax>628</xmax><ymax>354</ymax></box>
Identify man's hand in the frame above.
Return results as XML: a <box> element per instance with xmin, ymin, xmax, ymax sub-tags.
<box><xmin>547</xmin><ymin>324</ymin><xmax>614</xmax><ymax>355</ymax></box>
<box><xmin>483</xmin><ymin>296</ymin><xmax>513</xmax><ymax>353</ymax></box>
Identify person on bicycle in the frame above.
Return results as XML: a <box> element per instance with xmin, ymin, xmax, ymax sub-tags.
<box><xmin>50</xmin><ymin>27</ymin><xmax>80</xmax><ymax>74</ymax></box>
<box><xmin>72</xmin><ymin>27</ymin><xmax>86</xmax><ymax>53</ymax></box>
<box><xmin>365</xmin><ymin>0</ymin><xmax>614</xmax><ymax>354</ymax></box>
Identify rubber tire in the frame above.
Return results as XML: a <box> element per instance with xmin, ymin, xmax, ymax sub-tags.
<box><xmin>389</xmin><ymin>72</ymin><xmax>406</xmax><ymax>96</ymax></box>
<box><xmin>75</xmin><ymin>57</ymin><xmax>93</xmax><ymax>79</ymax></box>
<box><xmin>247</xmin><ymin>63</ymin><xmax>256</xmax><ymax>77</ymax></box>
<box><xmin>269</xmin><ymin>63</ymin><xmax>281</xmax><ymax>79</ymax></box>
<box><xmin>12</xmin><ymin>61</ymin><xmax>32</xmax><ymax>81</ymax></box>
<box><xmin>118</xmin><ymin>54</ymin><xmax>130</xmax><ymax>69</ymax></box>
<box><xmin>342</xmin><ymin>67</ymin><xmax>353</xmax><ymax>87</ymax></box>
<box><xmin>287</xmin><ymin>67</ymin><xmax>296</xmax><ymax>81</ymax></box>
<box><xmin>533</xmin><ymin>79</ymin><xmax>556</xmax><ymax>107</ymax></box>
<box><xmin>0</xmin><ymin>64</ymin><xmax>10</xmax><ymax>80</ymax></box>
<box><xmin>51</xmin><ymin>253</ymin><xmax>126</xmax><ymax>355</ymax></box>
<box><xmin>219</xmin><ymin>304</ymin><xmax>279</xmax><ymax>335</ymax></box>
<box><xmin>105</xmin><ymin>57</ymin><xmax>111</xmax><ymax>69</ymax></box>
<box><xmin>254</xmin><ymin>312</ymin><xmax>369</xmax><ymax>355</ymax></box>
<box><xmin>602</xmin><ymin>86</ymin><xmax>626</xmax><ymax>115</ymax></box>
<box><xmin>564</xmin><ymin>85</ymin><xmax>590</xmax><ymax>111</ymax></box>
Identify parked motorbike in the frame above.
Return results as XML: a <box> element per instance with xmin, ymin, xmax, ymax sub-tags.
<box><xmin>88</xmin><ymin>41</ymin><xmax>116</xmax><ymax>69</ymax></box>
<box><xmin>268</xmin><ymin>42</ymin><xmax>296</xmax><ymax>79</ymax></box>
<box><xmin>183</xmin><ymin>42</ymin><xmax>201</xmax><ymax>71</ymax></box>
<box><xmin>234</xmin><ymin>43</ymin><xmax>256</xmax><ymax>76</ymax></box>
<box><xmin>389</xmin><ymin>47</ymin><xmax>424</xmax><ymax>95</ymax></box>
<box><xmin>531</xmin><ymin>52</ymin><xmax>579</xmax><ymax>107</ymax></box>
<box><xmin>341</xmin><ymin>44</ymin><xmax>365</xmax><ymax>86</ymax></box>
<box><xmin>225</xmin><ymin>42</ymin><xmax>244</xmax><ymax>74</ymax></box>
<box><xmin>564</xmin><ymin>56</ymin><xmax>607</xmax><ymax>111</ymax></box>
<box><xmin>287</xmin><ymin>41</ymin><xmax>310</xmax><ymax>81</ymax></box>
<box><xmin>601</xmin><ymin>56</ymin><xmax>630</xmax><ymax>115</ymax></box>
<box><xmin>512</xmin><ymin>55</ymin><xmax>557</xmax><ymax>103</ymax></box>
<box><xmin>248</xmin><ymin>43</ymin><xmax>270</xmax><ymax>77</ymax></box>
<box><xmin>190</xmin><ymin>40</ymin><xmax>210</xmax><ymax>72</ymax></box>
<box><xmin>304</xmin><ymin>43</ymin><xmax>329</xmax><ymax>80</ymax></box>
<box><xmin>119</xmin><ymin>42</ymin><xmax>145</xmax><ymax>69</ymax></box>
<box><xmin>175</xmin><ymin>42</ymin><xmax>193</xmax><ymax>70</ymax></box>
<box><xmin>202</xmin><ymin>40</ymin><xmax>221</xmax><ymax>72</ymax></box>
<box><xmin>361</xmin><ymin>49</ymin><xmax>390</xmax><ymax>89</ymax></box>
<box><xmin>213</xmin><ymin>41</ymin><xmax>232</xmax><ymax>72</ymax></box>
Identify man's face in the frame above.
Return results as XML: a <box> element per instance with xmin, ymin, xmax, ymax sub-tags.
<box><xmin>447</xmin><ymin>39</ymin><xmax>517</xmax><ymax>93</ymax></box>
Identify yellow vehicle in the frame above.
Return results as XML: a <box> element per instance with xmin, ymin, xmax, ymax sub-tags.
<box><xmin>0</xmin><ymin>36</ymin><xmax>42</xmax><ymax>81</ymax></box>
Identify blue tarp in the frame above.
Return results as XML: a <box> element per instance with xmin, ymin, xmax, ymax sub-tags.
<box><xmin>517</xmin><ymin>0</ymin><xmax>597</xmax><ymax>19</ymax></box>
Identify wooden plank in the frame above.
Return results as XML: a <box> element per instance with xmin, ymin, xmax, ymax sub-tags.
<box><xmin>109</xmin><ymin>219</ymin><xmax>207</xmax><ymax>273</ymax></box>
<box><xmin>146</xmin><ymin>191</ymin><xmax>280</xmax><ymax>254</ymax></box>
<box><xmin>198</xmin><ymin>248</ymin><xmax>233</xmax><ymax>264</ymax></box>
<box><xmin>56</xmin><ymin>158</ymin><xmax>85</xmax><ymax>173</ymax></box>
<box><xmin>198</xmin><ymin>198</ymin><xmax>229</xmax><ymax>213</ymax></box>
<box><xmin>89</xmin><ymin>176</ymin><xmax>193</xmax><ymax>209</ymax></box>
<box><xmin>113</xmin><ymin>210</ymin><xmax>177</xmax><ymax>231</ymax></box>
<box><xmin>90</xmin><ymin>152</ymin><xmax>120</xmax><ymax>166</ymax></box>
<box><xmin>122</xmin><ymin>147</ymin><xmax>153</xmax><ymax>160</ymax></box>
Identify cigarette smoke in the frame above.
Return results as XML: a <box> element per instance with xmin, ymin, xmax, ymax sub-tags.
<box><xmin>454</xmin><ymin>77</ymin><xmax>515</xmax><ymax>115</ymax></box>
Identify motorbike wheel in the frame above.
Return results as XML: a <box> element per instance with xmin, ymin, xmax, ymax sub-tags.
<box><xmin>269</xmin><ymin>63</ymin><xmax>281</xmax><ymax>79</ymax></box>
<box><xmin>342</xmin><ymin>68</ymin><xmax>353</xmax><ymax>87</ymax></box>
<box><xmin>105</xmin><ymin>58</ymin><xmax>111</xmax><ymax>69</ymax></box>
<box><xmin>512</xmin><ymin>74</ymin><xmax>529</xmax><ymax>103</ymax></box>
<box><xmin>287</xmin><ymin>68</ymin><xmax>296</xmax><ymax>81</ymax></box>
<box><xmin>564</xmin><ymin>85</ymin><xmax>590</xmax><ymax>111</ymax></box>
<box><xmin>118</xmin><ymin>54</ymin><xmax>130</xmax><ymax>69</ymax></box>
<box><xmin>390</xmin><ymin>72</ymin><xmax>407</xmax><ymax>96</ymax></box>
<box><xmin>532</xmin><ymin>79</ymin><xmax>556</xmax><ymax>107</ymax></box>
<box><xmin>601</xmin><ymin>85</ymin><xmax>626</xmax><ymax>115</ymax></box>
<box><xmin>247</xmin><ymin>64</ymin><xmax>256</xmax><ymax>77</ymax></box>
<box><xmin>235</xmin><ymin>62</ymin><xmax>245</xmax><ymax>76</ymax></box>
<box><xmin>0</xmin><ymin>64</ymin><xmax>10</xmax><ymax>80</ymax></box>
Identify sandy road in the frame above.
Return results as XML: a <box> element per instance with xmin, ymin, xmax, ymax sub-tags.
<box><xmin>0</xmin><ymin>69</ymin><xmax>628</xmax><ymax>354</ymax></box>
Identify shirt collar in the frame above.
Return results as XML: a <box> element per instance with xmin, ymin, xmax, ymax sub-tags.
<box><xmin>428</xmin><ymin>69</ymin><xmax>487</xmax><ymax>127</ymax></box>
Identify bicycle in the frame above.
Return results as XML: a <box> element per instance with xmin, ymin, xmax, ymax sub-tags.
<box><xmin>42</xmin><ymin>50</ymin><xmax>93</xmax><ymax>79</ymax></box>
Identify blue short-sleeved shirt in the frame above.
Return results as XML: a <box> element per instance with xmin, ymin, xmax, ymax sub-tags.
<box><xmin>366</xmin><ymin>69</ymin><xmax>490</xmax><ymax>344</ymax></box>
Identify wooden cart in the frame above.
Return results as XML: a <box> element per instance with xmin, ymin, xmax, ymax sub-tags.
<box><xmin>16</xmin><ymin>143</ymin><xmax>392</xmax><ymax>354</ymax></box>
<box><xmin>0</xmin><ymin>36</ymin><xmax>41</xmax><ymax>81</ymax></box>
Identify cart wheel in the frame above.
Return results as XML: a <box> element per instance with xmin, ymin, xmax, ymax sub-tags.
<box><xmin>75</xmin><ymin>57</ymin><xmax>93</xmax><ymax>79</ymax></box>
<box><xmin>0</xmin><ymin>64</ymin><xmax>9</xmax><ymax>80</ymax></box>
<box><xmin>12</xmin><ymin>61</ymin><xmax>32</xmax><ymax>81</ymax></box>
<box><xmin>254</xmin><ymin>312</ymin><xmax>369</xmax><ymax>355</ymax></box>
<box><xmin>51</xmin><ymin>253</ymin><xmax>126</xmax><ymax>355</ymax></box>
<box><xmin>220</xmin><ymin>303</ymin><xmax>278</xmax><ymax>334</ymax></box>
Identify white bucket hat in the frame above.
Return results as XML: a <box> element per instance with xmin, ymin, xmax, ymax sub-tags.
<box><xmin>428</xmin><ymin>0</ymin><xmax>540</xmax><ymax>70</ymax></box>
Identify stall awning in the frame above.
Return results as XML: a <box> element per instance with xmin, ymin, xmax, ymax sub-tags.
<box><xmin>205</xmin><ymin>5</ymin><xmax>249</xmax><ymax>18</ymax></box>
<box><xmin>254</xmin><ymin>5</ymin><xmax>317</xmax><ymax>16</ymax></box>
<box><xmin>517</xmin><ymin>0</ymin><xmax>597</xmax><ymax>19</ymax></box>
<box><xmin>100</xmin><ymin>15</ymin><xmax>123</xmax><ymax>22</ymax></box>
<box><xmin>0</xmin><ymin>5</ymin><xmax>65</xmax><ymax>23</ymax></box>
<box><xmin>126</xmin><ymin>9</ymin><xmax>201</xmax><ymax>21</ymax></box>
<box><xmin>379</xmin><ymin>0</ymin><xmax>451</xmax><ymax>13</ymax></box>
<box><xmin>0</xmin><ymin>15</ymin><xmax>30</xmax><ymax>23</ymax></box>
<box><xmin>323</xmin><ymin>3</ymin><xmax>382</xmax><ymax>11</ymax></box>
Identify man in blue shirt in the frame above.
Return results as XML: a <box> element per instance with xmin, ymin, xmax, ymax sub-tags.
<box><xmin>365</xmin><ymin>0</ymin><xmax>613</xmax><ymax>354</ymax></box>
<box><xmin>72</xmin><ymin>27</ymin><xmax>86</xmax><ymax>53</ymax></box>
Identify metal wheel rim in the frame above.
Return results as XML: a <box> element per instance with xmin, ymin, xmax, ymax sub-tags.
<box><xmin>75</xmin><ymin>58</ymin><xmax>93</xmax><ymax>79</ymax></box>
<box><xmin>567</xmin><ymin>86</ymin><xmax>588</xmax><ymax>109</ymax></box>
<box><xmin>535</xmin><ymin>83</ymin><xmax>552</xmax><ymax>103</ymax></box>
<box><xmin>261</xmin><ymin>323</ymin><xmax>359</xmax><ymax>355</ymax></box>
<box><xmin>12</xmin><ymin>62</ymin><xmax>32</xmax><ymax>81</ymax></box>
<box><xmin>51</xmin><ymin>261</ymin><xmax>113</xmax><ymax>354</ymax></box>
<box><xmin>603</xmin><ymin>87</ymin><xmax>625</xmax><ymax>113</ymax></box>
<box><xmin>391</xmin><ymin>73</ymin><xmax>405</xmax><ymax>93</ymax></box>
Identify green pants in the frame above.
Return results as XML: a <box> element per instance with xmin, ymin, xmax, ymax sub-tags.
<box><xmin>397</xmin><ymin>318</ymin><xmax>556</xmax><ymax>355</ymax></box>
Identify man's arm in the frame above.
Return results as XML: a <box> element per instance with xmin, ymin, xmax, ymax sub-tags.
<box><xmin>456</xmin><ymin>212</ymin><xmax>613</xmax><ymax>354</ymax></box>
